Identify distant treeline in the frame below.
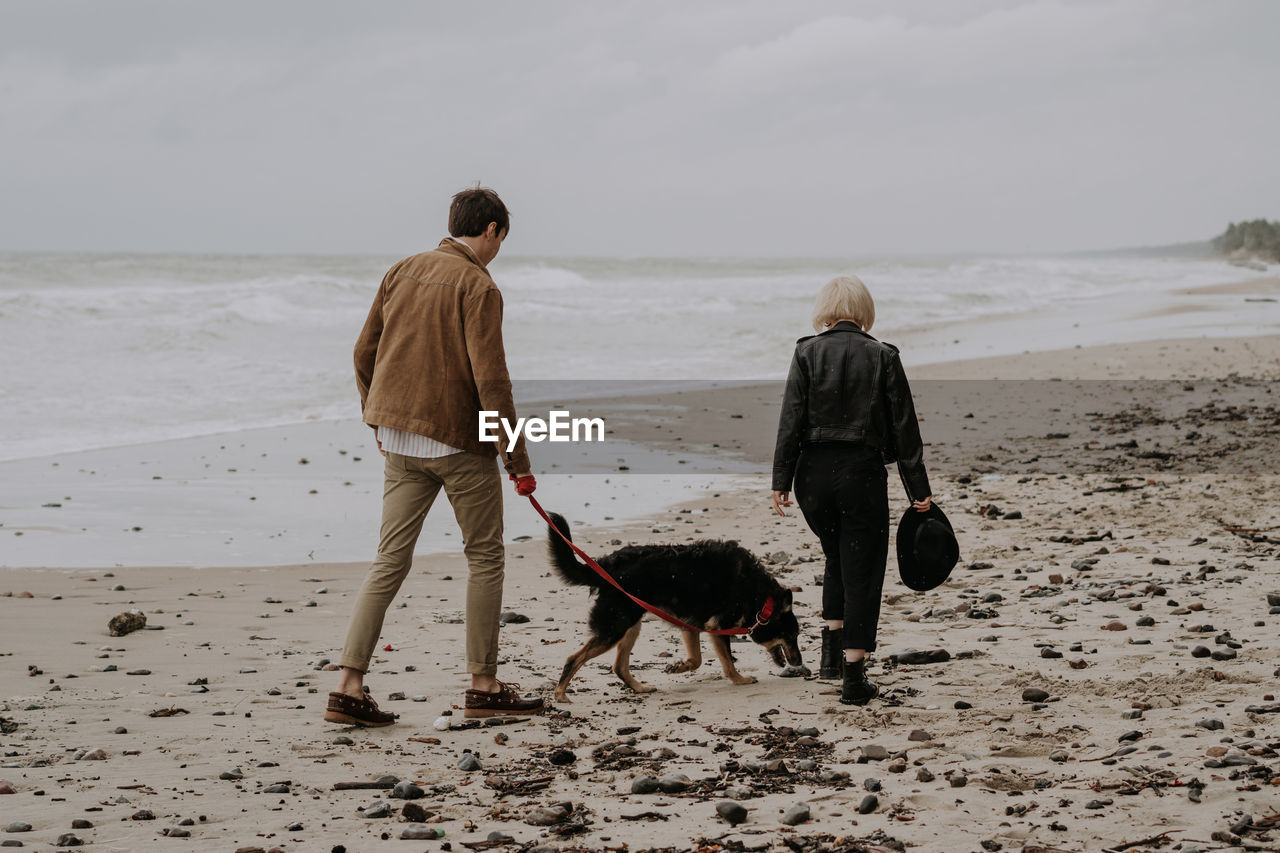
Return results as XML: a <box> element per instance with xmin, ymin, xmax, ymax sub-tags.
<box><xmin>1213</xmin><ymin>219</ymin><xmax>1280</xmax><ymax>261</ymax></box>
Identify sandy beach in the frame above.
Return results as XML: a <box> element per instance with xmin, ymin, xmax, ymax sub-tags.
<box><xmin>4</xmin><ymin>294</ymin><xmax>1280</xmax><ymax>850</ymax></box>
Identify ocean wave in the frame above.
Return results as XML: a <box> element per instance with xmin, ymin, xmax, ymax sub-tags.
<box><xmin>0</xmin><ymin>252</ymin><xmax>1263</xmax><ymax>461</ymax></box>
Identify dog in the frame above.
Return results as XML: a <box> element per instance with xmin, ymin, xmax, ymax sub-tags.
<box><xmin>545</xmin><ymin>512</ymin><xmax>803</xmax><ymax>702</ymax></box>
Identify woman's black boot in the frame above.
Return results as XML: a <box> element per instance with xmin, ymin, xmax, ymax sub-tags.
<box><xmin>819</xmin><ymin>627</ymin><xmax>844</xmax><ymax>679</ymax></box>
<box><xmin>840</xmin><ymin>658</ymin><xmax>878</xmax><ymax>705</ymax></box>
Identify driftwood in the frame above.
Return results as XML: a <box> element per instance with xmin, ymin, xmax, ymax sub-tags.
<box><xmin>1218</xmin><ymin>518</ymin><xmax>1280</xmax><ymax>544</ymax></box>
<box><xmin>331</xmin><ymin>780</ymin><xmax>395</xmax><ymax>790</ymax></box>
<box><xmin>1103</xmin><ymin>829</ymin><xmax>1179</xmax><ymax>852</ymax></box>
<box><xmin>484</xmin><ymin>774</ymin><xmax>554</xmax><ymax>799</ymax></box>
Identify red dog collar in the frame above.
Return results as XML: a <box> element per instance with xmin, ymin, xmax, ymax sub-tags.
<box><xmin>752</xmin><ymin>596</ymin><xmax>775</xmax><ymax>629</ymax></box>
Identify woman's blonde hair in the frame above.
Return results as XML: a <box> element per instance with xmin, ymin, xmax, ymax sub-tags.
<box><xmin>811</xmin><ymin>275</ymin><xmax>875</xmax><ymax>332</ymax></box>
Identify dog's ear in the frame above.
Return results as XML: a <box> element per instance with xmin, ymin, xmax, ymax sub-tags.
<box><xmin>776</xmin><ymin>587</ymin><xmax>793</xmax><ymax>611</ymax></box>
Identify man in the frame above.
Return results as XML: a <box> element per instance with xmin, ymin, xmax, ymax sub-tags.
<box><xmin>324</xmin><ymin>187</ymin><xmax>544</xmax><ymax>727</ymax></box>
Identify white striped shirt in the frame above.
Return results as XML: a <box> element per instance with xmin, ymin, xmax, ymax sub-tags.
<box><xmin>376</xmin><ymin>426</ymin><xmax>463</xmax><ymax>459</ymax></box>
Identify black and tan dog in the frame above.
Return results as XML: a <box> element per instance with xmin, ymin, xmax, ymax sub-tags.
<box><xmin>546</xmin><ymin>512</ymin><xmax>803</xmax><ymax>702</ymax></box>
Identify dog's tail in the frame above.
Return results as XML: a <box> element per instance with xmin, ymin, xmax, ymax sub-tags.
<box><xmin>546</xmin><ymin>511</ymin><xmax>600</xmax><ymax>588</ymax></box>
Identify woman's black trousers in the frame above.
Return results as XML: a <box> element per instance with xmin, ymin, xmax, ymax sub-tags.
<box><xmin>793</xmin><ymin>442</ymin><xmax>890</xmax><ymax>652</ymax></box>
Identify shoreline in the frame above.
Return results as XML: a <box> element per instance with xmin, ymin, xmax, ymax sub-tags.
<box><xmin>4</xmin><ymin>330</ymin><xmax>1280</xmax><ymax>570</ymax></box>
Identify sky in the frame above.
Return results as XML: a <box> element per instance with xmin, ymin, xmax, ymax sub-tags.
<box><xmin>1</xmin><ymin>0</ymin><xmax>1276</xmax><ymax>257</ymax></box>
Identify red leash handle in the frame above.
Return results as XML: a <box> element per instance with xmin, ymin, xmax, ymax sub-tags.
<box><xmin>527</xmin><ymin>494</ymin><xmax>769</xmax><ymax>636</ymax></box>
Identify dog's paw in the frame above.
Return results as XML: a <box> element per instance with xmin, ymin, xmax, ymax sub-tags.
<box><xmin>553</xmin><ymin>691</ymin><xmax>572</xmax><ymax>704</ymax></box>
<box><xmin>730</xmin><ymin>675</ymin><xmax>758</xmax><ymax>686</ymax></box>
<box><xmin>664</xmin><ymin>659</ymin><xmax>699</xmax><ymax>674</ymax></box>
<box><xmin>631</xmin><ymin>682</ymin><xmax>657</xmax><ymax>694</ymax></box>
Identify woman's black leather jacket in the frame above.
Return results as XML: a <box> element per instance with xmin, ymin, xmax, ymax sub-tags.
<box><xmin>771</xmin><ymin>321</ymin><xmax>932</xmax><ymax>499</ymax></box>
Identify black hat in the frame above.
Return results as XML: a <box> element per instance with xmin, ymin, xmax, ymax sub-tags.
<box><xmin>896</xmin><ymin>504</ymin><xmax>959</xmax><ymax>592</ymax></box>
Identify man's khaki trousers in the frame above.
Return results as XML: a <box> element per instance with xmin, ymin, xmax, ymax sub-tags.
<box><xmin>339</xmin><ymin>451</ymin><xmax>504</xmax><ymax>675</ymax></box>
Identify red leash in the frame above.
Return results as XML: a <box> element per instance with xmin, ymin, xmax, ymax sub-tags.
<box><xmin>526</xmin><ymin>494</ymin><xmax>772</xmax><ymax>636</ymax></box>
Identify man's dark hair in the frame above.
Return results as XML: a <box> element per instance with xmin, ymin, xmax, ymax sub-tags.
<box><xmin>449</xmin><ymin>187</ymin><xmax>510</xmax><ymax>238</ymax></box>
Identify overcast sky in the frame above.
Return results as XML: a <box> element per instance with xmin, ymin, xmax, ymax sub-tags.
<box><xmin>2</xmin><ymin>0</ymin><xmax>1276</xmax><ymax>256</ymax></box>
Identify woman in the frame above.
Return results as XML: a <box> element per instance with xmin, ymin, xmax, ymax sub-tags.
<box><xmin>771</xmin><ymin>275</ymin><xmax>933</xmax><ymax>705</ymax></box>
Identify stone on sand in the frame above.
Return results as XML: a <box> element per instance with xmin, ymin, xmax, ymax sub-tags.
<box><xmin>780</xmin><ymin>802</ymin><xmax>811</xmax><ymax>825</ymax></box>
<box><xmin>715</xmin><ymin>800</ymin><xmax>748</xmax><ymax>825</ymax></box>
<box><xmin>107</xmin><ymin>610</ymin><xmax>146</xmax><ymax>636</ymax></box>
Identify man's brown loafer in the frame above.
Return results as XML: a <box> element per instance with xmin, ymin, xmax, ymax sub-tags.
<box><xmin>324</xmin><ymin>690</ymin><xmax>397</xmax><ymax>727</ymax></box>
<box><xmin>464</xmin><ymin>681</ymin><xmax>545</xmax><ymax>718</ymax></box>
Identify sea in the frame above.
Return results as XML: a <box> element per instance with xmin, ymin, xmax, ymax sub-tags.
<box><xmin>0</xmin><ymin>251</ymin><xmax>1261</xmax><ymax>463</ymax></box>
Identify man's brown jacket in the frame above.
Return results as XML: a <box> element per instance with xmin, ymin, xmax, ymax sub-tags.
<box><xmin>354</xmin><ymin>238</ymin><xmax>530</xmax><ymax>475</ymax></box>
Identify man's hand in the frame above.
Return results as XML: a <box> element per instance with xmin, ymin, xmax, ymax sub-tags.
<box><xmin>510</xmin><ymin>473</ymin><xmax>536</xmax><ymax>496</ymax></box>
<box><xmin>376</xmin><ymin>437</ymin><xmax>386</xmax><ymax>457</ymax></box>
<box><xmin>771</xmin><ymin>490</ymin><xmax>792</xmax><ymax>517</ymax></box>
<box><xmin>913</xmin><ymin>495</ymin><xmax>933</xmax><ymax>512</ymax></box>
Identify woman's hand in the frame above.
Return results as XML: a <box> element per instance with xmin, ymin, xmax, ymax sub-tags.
<box><xmin>913</xmin><ymin>495</ymin><xmax>933</xmax><ymax>512</ymax></box>
<box><xmin>771</xmin><ymin>491</ymin><xmax>792</xmax><ymax>517</ymax></box>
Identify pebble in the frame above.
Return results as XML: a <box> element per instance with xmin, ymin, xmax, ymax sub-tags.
<box><xmin>858</xmin><ymin>794</ymin><xmax>879</xmax><ymax>814</ymax></box>
<box><xmin>1118</xmin><ymin>730</ymin><xmax>1142</xmax><ymax>742</ymax></box>
<box><xmin>333</xmin><ymin>736</ymin><xmax>354</xmax><ymax>745</ymax></box>
<box><xmin>262</xmin><ymin>783</ymin><xmax>289</xmax><ymax>794</ymax></box>
<box><xmin>433</xmin><ymin>717</ymin><xmax>451</xmax><ymax>731</ymax></box>
<box><xmin>219</xmin><ymin>769</ymin><xmax>244</xmax><ymax>780</ymax></box>
<box><xmin>860</xmin><ymin>744</ymin><xmax>889</xmax><ymax>761</ymax></box>
<box><xmin>864</xmin><ymin>778</ymin><xmax>882</xmax><ymax>791</ymax></box>
<box><xmin>780</xmin><ymin>802</ymin><xmax>811</xmax><ymax>825</ymax></box>
<box><xmin>107</xmin><ymin>610</ymin><xmax>146</xmax><ymax>637</ymax></box>
<box><xmin>163</xmin><ymin>828</ymin><xmax>190</xmax><ymax>838</ymax></box>
<box><xmin>391</xmin><ymin>781</ymin><xmax>424</xmax><ymax>800</ymax></box>
<box><xmin>401</xmin><ymin>825</ymin><xmax>443</xmax><ymax>840</ymax></box>
<box><xmin>716</xmin><ymin>800</ymin><xmax>748</xmax><ymax>825</ymax></box>
<box><xmin>548</xmin><ymin>748</ymin><xmax>576</xmax><ymax>766</ymax></box>
<box><xmin>54</xmin><ymin>835</ymin><xmax>81</xmax><ymax>847</ymax></box>
<box><xmin>0</xmin><ymin>782</ymin><xmax>13</xmax><ymax>795</ymax></box>
<box><xmin>1211</xmin><ymin>648</ymin><xmax>1237</xmax><ymax>661</ymax></box>
<box><xmin>3</xmin><ymin>823</ymin><xmax>31</xmax><ymax>833</ymax></box>
<box><xmin>630</xmin><ymin>776</ymin><xmax>660</xmax><ymax>794</ymax></box>
<box><xmin>954</xmin><ymin>700</ymin><xmax>972</xmax><ymax>710</ymax></box>
<box><xmin>1197</xmin><ymin>718</ymin><xmax>1225</xmax><ymax>731</ymax></box>
<box><xmin>70</xmin><ymin>820</ymin><xmax>92</xmax><ymax>829</ymax></box>
<box><xmin>499</xmin><ymin>611</ymin><xmax>530</xmax><ymax>624</ymax></box>
<box><xmin>525</xmin><ymin>804</ymin><xmax>570</xmax><ymax>826</ymax></box>
<box><xmin>362</xmin><ymin>800</ymin><xmax>393</xmax><ymax>819</ymax></box>
<box><xmin>1085</xmin><ymin>798</ymin><xmax>1113</xmax><ymax>809</ymax></box>
<box><xmin>725</xmin><ymin>785</ymin><xmax>753</xmax><ymax>799</ymax></box>
<box><xmin>1191</xmin><ymin>645</ymin><xmax>1211</xmax><ymax>658</ymax></box>
<box><xmin>916</xmin><ymin>768</ymin><xmax>935</xmax><ymax>782</ymax></box>
<box><xmin>907</xmin><ymin>729</ymin><xmax>933</xmax><ymax>742</ymax></box>
<box><xmin>131</xmin><ymin>809</ymin><xmax>155</xmax><ymax>820</ymax></box>
<box><xmin>950</xmin><ymin>774</ymin><xmax>968</xmax><ymax>787</ymax></box>
<box><xmin>817</xmin><ymin>770</ymin><xmax>848</xmax><ymax>784</ymax></box>
<box><xmin>457</xmin><ymin>752</ymin><xmax>482</xmax><ymax>772</ymax></box>
<box><xmin>658</xmin><ymin>773</ymin><xmax>692</xmax><ymax>793</ymax></box>
<box><xmin>1022</xmin><ymin>687</ymin><xmax>1050</xmax><ymax>702</ymax></box>
<box><xmin>80</xmin><ymin>748</ymin><xmax>107</xmax><ymax>761</ymax></box>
